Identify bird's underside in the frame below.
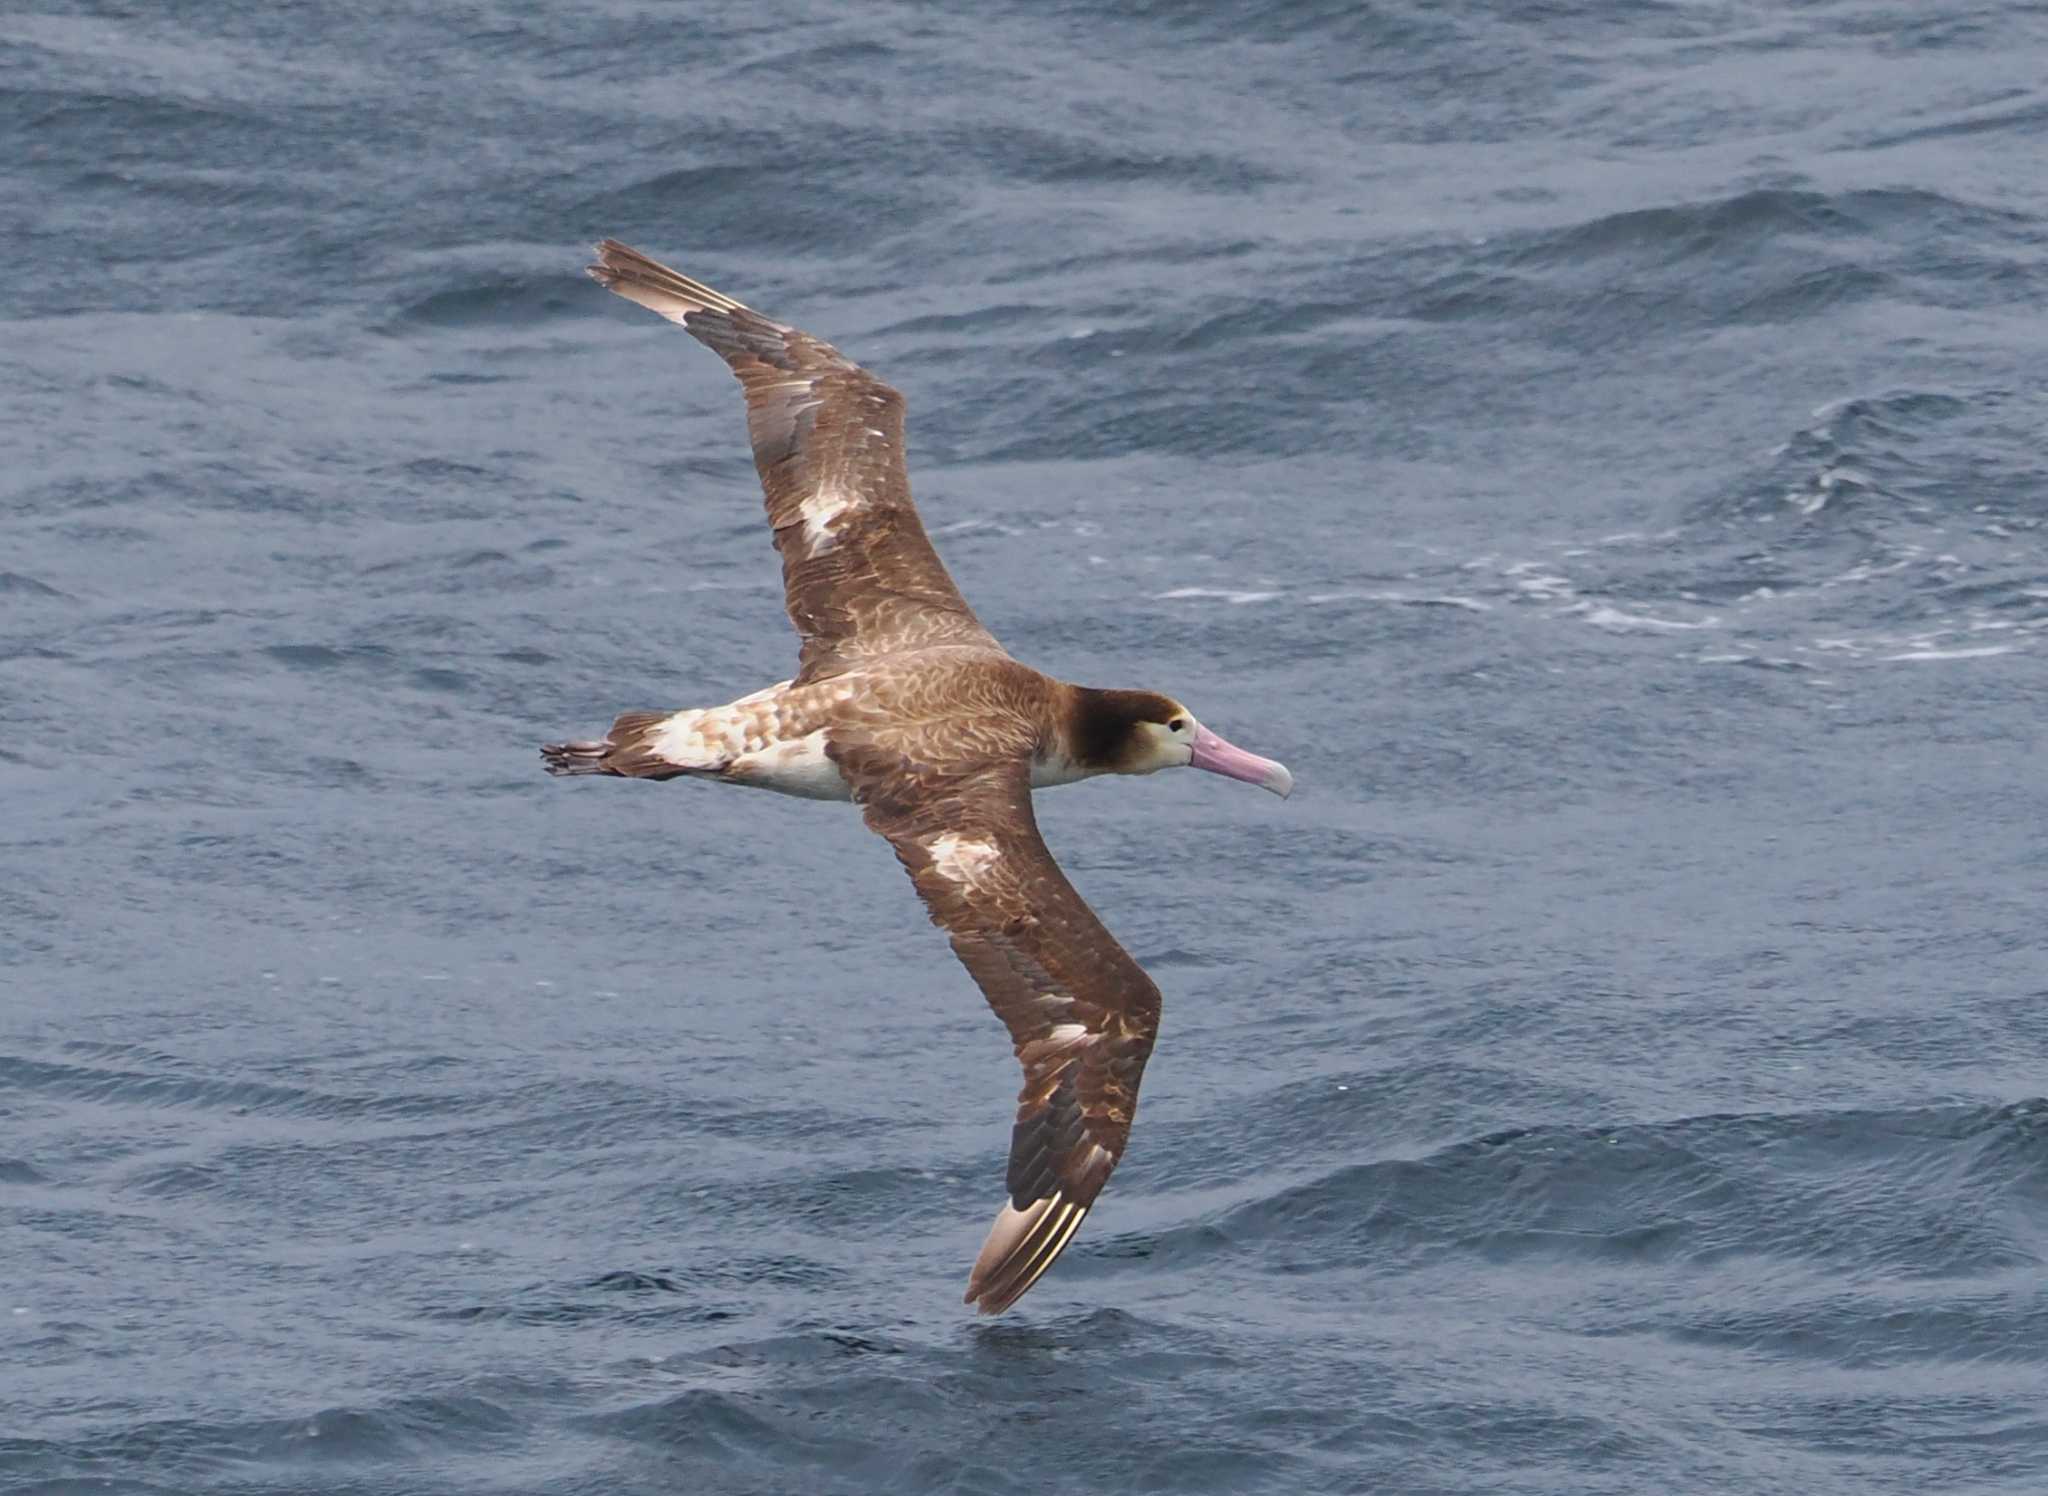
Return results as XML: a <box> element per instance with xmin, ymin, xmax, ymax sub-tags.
<box><xmin>544</xmin><ymin>241</ymin><xmax>1166</xmax><ymax>1315</ymax></box>
<box><xmin>541</xmin><ymin>673</ymin><xmax>851</xmax><ymax>798</ymax></box>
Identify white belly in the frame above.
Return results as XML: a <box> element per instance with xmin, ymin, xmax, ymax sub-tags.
<box><xmin>726</xmin><ymin>728</ymin><xmax>855</xmax><ymax>801</ymax></box>
<box><xmin>638</xmin><ymin>678</ymin><xmax>855</xmax><ymax>801</ymax></box>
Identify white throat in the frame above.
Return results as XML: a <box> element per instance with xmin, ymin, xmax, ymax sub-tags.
<box><xmin>1030</xmin><ymin>752</ymin><xmax>1098</xmax><ymax>790</ymax></box>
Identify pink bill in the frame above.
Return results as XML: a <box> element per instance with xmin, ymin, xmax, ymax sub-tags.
<box><xmin>1188</xmin><ymin>724</ymin><xmax>1294</xmax><ymax>798</ymax></box>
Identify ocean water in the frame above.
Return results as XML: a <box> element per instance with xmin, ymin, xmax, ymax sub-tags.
<box><xmin>5</xmin><ymin>2</ymin><xmax>2047</xmax><ymax>1492</ymax></box>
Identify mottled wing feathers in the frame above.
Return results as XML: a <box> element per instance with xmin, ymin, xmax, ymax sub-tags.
<box><xmin>587</xmin><ymin>240</ymin><xmax>1001</xmax><ymax>682</ymax></box>
<box><xmin>832</xmin><ymin>744</ymin><xmax>1160</xmax><ymax>1314</ymax></box>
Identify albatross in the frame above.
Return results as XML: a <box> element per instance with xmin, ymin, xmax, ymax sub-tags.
<box><xmin>543</xmin><ymin>241</ymin><xmax>1294</xmax><ymax>1314</ymax></box>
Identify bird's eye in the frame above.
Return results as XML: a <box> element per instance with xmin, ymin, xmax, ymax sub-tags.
<box><xmin>1167</xmin><ymin>718</ymin><xmax>1188</xmax><ymax>733</ymax></box>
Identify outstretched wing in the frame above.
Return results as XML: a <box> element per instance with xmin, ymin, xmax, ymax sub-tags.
<box><xmin>587</xmin><ymin>240</ymin><xmax>1002</xmax><ymax>682</ymax></box>
<box><xmin>831</xmin><ymin>743</ymin><xmax>1161</xmax><ymax>1315</ymax></box>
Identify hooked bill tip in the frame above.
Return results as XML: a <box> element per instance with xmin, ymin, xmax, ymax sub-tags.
<box><xmin>1187</xmin><ymin>723</ymin><xmax>1293</xmax><ymax>799</ymax></box>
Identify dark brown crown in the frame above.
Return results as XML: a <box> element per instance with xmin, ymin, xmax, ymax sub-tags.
<box><xmin>1066</xmin><ymin>688</ymin><xmax>1186</xmax><ymax>771</ymax></box>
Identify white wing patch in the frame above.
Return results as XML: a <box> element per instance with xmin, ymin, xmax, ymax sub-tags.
<box><xmin>798</xmin><ymin>487</ymin><xmax>861</xmax><ymax>557</ymax></box>
<box><xmin>1019</xmin><ymin>1020</ymin><xmax>1096</xmax><ymax>1066</ymax></box>
<box><xmin>927</xmin><ymin>832</ymin><xmax>1001</xmax><ymax>888</ymax></box>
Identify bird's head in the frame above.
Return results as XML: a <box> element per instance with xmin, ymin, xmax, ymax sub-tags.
<box><xmin>1074</xmin><ymin>689</ymin><xmax>1294</xmax><ymax>798</ymax></box>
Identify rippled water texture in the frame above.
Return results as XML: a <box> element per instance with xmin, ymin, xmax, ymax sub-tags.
<box><xmin>5</xmin><ymin>2</ymin><xmax>2047</xmax><ymax>1492</ymax></box>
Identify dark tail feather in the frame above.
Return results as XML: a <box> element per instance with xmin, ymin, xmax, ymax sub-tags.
<box><xmin>540</xmin><ymin>711</ymin><xmax>685</xmax><ymax>779</ymax></box>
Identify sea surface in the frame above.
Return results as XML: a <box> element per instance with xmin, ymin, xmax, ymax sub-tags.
<box><xmin>5</xmin><ymin>2</ymin><xmax>2047</xmax><ymax>1492</ymax></box>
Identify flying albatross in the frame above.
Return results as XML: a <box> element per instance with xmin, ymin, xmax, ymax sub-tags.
<box><xmin>543</xmin><ymin>241</ymin><xmax>1294</xmax><ymax>1314</ymax></box>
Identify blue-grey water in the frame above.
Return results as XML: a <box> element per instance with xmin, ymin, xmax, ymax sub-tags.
<box><xmin>6</xmin><ymin>3</ymin><xmax>2047</xmax><ymax>1492</ymax></box>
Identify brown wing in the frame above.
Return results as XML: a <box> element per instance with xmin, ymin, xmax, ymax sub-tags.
<box><xmin>831</xmin><ymin>742</ymin><xmax>1161</xmax><ymax>1315</ymax></box>
<box><xmin>587</xmin><ymin>240</ymin><xmax>1002</xmax><ymax>682</ymax></box>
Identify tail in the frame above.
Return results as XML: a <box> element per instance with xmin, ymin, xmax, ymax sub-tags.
<box><xmin>540</xmin><ymin>710</ymin><xmax>695</xmax><ymax>780</ymax></box>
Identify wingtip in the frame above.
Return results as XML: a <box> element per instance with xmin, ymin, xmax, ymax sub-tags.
<box><xmin>582</xmin><ymin>237</ymin><xmax>749</xmax><ymax>319</ymax></box>
<box><xmin>586</xmin><ymin>238</ymin><xmax>632</xmax><ymax>290</ymax></box>
<box><xmin>963</xmin><ymin>1192</ymin><xmax>1090</xmax><ymax>1316</ymax></box>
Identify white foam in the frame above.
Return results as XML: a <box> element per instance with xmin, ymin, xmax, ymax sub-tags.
<box><xmin>1881</xmin><ymin>645</ymin><xmax>2017</xmax><ymax>661</ymax></box>
<box><xmin>1500</xmin><ymin>561</ymin><xmax>1576</xmax><ymax>600</ymax></box>
<box><xmin>1153</xmin><ymin>587</ymin><xmax>1282</xmax><ymax>605</ymax></box>
<box><xmin>1305</xmin><ymin>590</ymin><xmax>1491</xmax><ymax>611</ymax></box>
<box><xmin>1694</xmin><ymin>652</ymin><xmax>1812</xmax><ymax>671</ymax></box>
<box><xmin>929</xmin><ymin>518</ymin><xmax>1020</xmax><ymax>537</ymax></box>
<box><xmin>1575</xmin><ymin>604</ymin><xmax>1719</xmax><ymax>634</ymax></box>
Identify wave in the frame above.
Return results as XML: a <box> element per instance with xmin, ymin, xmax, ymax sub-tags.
<box><xmin>946</xmin><ymin>126</ymin><xmax>1289</xmax><ymax>194</ymax></box>
<box><xmin>0</xmin><ymin>1389</ymin><xmax>534</xmax><ymax>1490</ymax></box>
<box><xmin>0</xmin><ymin>1050</ymin><xmax>494</xmax><ymax>1125</ymax></box>
<box><xmin>1150</xmin><ymin>1099</ymin><xmax>2048</xmax><ymax>1281</ymax></box>
<box><xmin>387</xmin><ymin>273</ymin><xmax>582</xmax><ymax>331</ymax></box>
<box><xmin>576</xmin><ymin>155</ymin><xmax>933</xmax><ymax>260</ymax></box>
<box><xmin>0</xmin><ymin>570</ymin><xmax>68</xmax><ymax>599</ymax></box>
<box><xmin>1516</xmin><ymin>187</ymin><xmax>2027</xmax><ymax>271</ymax></box>
<box><xmin>1396</xmin><ymin>184</ymin><xmax>2034</xmax><ymax>340</ymax></box>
